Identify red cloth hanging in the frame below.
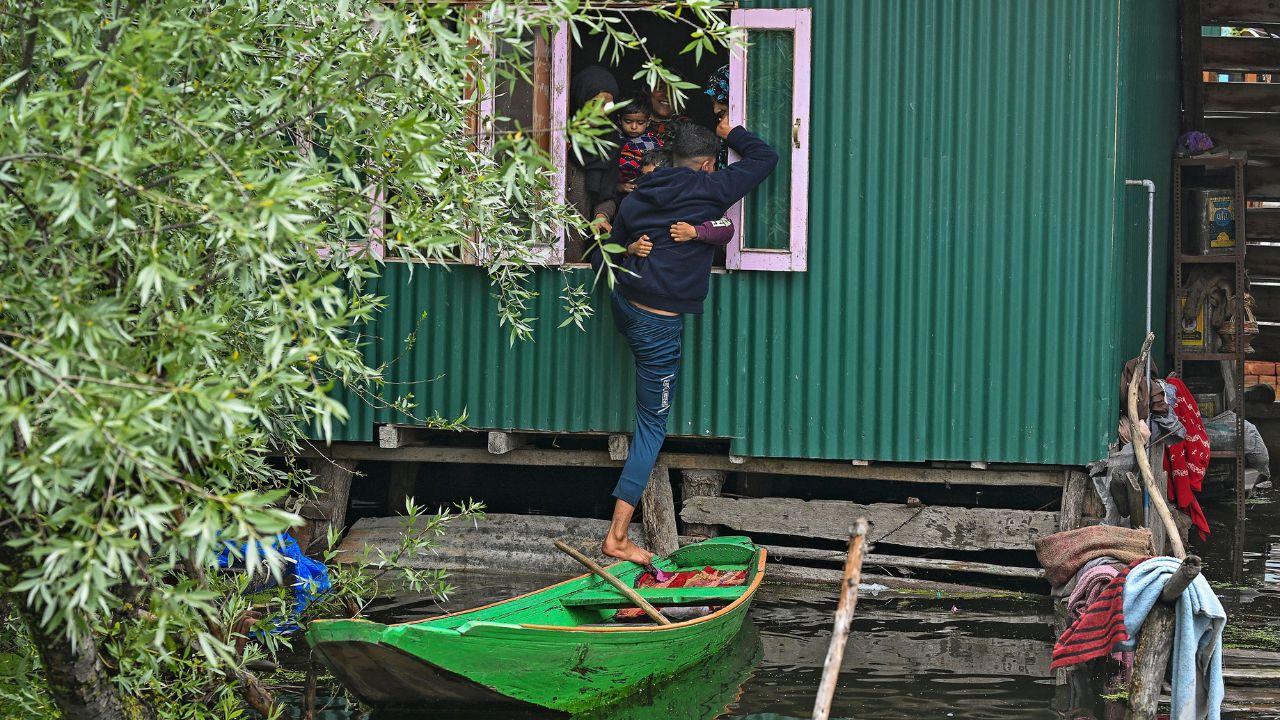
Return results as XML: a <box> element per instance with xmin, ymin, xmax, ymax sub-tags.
<box><xmin>1163</xmin><ymin>377</ymin><xmax>1211</xmax><ymax>540</ymax></box>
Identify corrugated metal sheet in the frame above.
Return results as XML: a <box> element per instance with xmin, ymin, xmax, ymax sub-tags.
<box><xmin>328</xmin><ymin>0</ymin><xmax>1178</xmax><ymax>466</ymax></box>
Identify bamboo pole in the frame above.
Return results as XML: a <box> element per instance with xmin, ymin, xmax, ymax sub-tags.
<box><xmin>553</xmin><ymin>540</ymin><xmax>671</xmax><ymax>626</ymax></box>
<box><xmin>811</xmin><ymin>518</ymin><xmax>870</xmax><ymax>720</ymax></box>
<box><xmin>1125</xmin><ymin>333</ymin><xmax>1186</xmax><ymax>560</ymax></box>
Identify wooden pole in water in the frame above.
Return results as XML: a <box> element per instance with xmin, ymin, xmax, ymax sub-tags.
<box><xmin>553</xmin><ymin>540</ymin><xmax>671</xmax><ymax>626</ymax></box>
<box><xmin>811</xmin><ymin>518</ymin><xmax>869</xmax><ymax>720</ymax></box>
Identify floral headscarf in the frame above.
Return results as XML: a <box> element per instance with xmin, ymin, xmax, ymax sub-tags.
<box><xmin>704</xmin><ymin>64</ymin><xmax>729</xmax><ymax>104</ymax></box>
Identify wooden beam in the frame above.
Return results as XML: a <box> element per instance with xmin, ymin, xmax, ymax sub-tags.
<box><xmin>486</xmin><ymin>431</ymin><xmax>528</xmax><ymax>455</ymax></box>
<box><xmin>639</xmin><ymin>465</ymin><xmax>678</xmax><ymax>557</ymax></box>
<box><xmin>1204</xmin><ymin>82</ymin><xmax>1280</xmax><ymax>112</ymax></box>
<box><xmin>1058</xmin><ymin>469</ymin><xmax>1089</xmax><ymax>532</ymax></box>
<box><xmin>681</xmin><ymin>496</ymin><xmax>1059</xmax><ymax>552</ymax></box>
<box><xmin>377</xmin><ymin>424</ymin><xmax>417</xmax><ymax>449</ymax></box>
<box><xmin>1181</xmin><ymin>0</ymin><xmax>1205</xmax><ymax>130</ymax></box>
<box><xmin>680</xmin><ymin>469</ymin><xmax>727</xmax><ymax>538</ymax></box>
<box><xmin>300</xmin><ymin>459</ymin><xmax>358</xmax><ymax>556</ymax></box>
<box><xmin>1249</xmin><ymin>207</ymin><xmax>1280</xmax><ymax>239</ymax></box>
<box><xmin>756</xmin><ymin>542</ymin><xmax>1046</xmax><ymax>579</ymax></box>
<box><xmin>766</xmin><ymin>565</ymin><xmax>1038</xmax><ymax>600</ymax></box>
<box><xmin>1206</xmin><ymin>117</ymin><xmax>1280</xmax><ymax>155</ymax></box>
<box><xmin>1203</xmin><ymin>0</ymin><xmax>1280</xmax><ymax>25</ymax></box>
<box><xmin>1247</xmin><ymin>242</ymin><xmax>1280</xmax><ymax>279</ymax></box>
<box><xmin>301</xmin><ymin>444</ymin><xmax>1067</xmax><ymax>487</ymax></box>
<box><xmin>1203</xmin><ymin>36</ymin><xmax>1280</xmax><ymax>72</ymax></box>
<box><xmin>386</xmin><ymin>463</ymin><xmax>417</xmax><ymax>515</ymax></box>
<box><xmin>607</xmin><ymin>434</ymin><xmax>629</xmax><ymax>461</ymax></box>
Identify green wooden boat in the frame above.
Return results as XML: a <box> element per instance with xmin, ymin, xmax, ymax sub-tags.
<box><xmin>307</xmin><ymin>536</ymin><xmax>766</xmax><ymax>714</ymax></box>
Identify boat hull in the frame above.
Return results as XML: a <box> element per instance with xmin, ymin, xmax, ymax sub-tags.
<box><xmin>308</xmin><ymin>537</ymin><xmax>765</xmax><ymax>713</ymax></box>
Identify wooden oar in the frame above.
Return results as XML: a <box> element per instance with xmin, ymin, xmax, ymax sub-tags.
<box><xmin>553</xmin><ymin>540</ymin><xmax>672</xmax><ymax>626</ymax></box>
<box><xmin>811</xmin><ymin>518</ymin><xmax>869</xmax><ymax>720</ymax></box>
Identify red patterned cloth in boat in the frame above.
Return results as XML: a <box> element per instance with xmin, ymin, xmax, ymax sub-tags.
<box><xmin>1162</xmin><ymin>376</ymin><xmax>1211</xmax><ymax>540</ymax></box>
<box><xmin>614</xmin><ymin>566</ymin><xmax>747</xmax><ymax>622</ymax></box>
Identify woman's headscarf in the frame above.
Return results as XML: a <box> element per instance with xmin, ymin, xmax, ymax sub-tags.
<box><xmin>571</xmin><ymin>65</ymin><xmax>620</xmax><ymax>114</ymax></box>
<box><xmin>568</xmin><ymin>65</ymin><xmax>621</xmax><ymax>209</ymax></box>
<box><xmin>704</xmin><ymin>64</ymin><xmax>729</xmax><ymax>104</ymax></box>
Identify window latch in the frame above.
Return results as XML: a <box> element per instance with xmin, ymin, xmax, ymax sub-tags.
<box><xmin>792</xmin><ymin>118</ymin><xmax>802</xmax><ymax>149</ymax></box>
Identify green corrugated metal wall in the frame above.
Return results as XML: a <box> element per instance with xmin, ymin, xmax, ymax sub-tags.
<box><xmin>327</xmin><ymin>0</ymin><xmax>1178</xmax><ymax>466</ymax></box>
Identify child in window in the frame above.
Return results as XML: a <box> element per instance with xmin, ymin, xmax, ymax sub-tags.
<box><xmin>616</xmin><ymin>96</ymin><xmax>663</xmax><ymax>195</ymax></box>
<box><xmin>641</xmin><ymin>142</ymin><xmax>735</xmax><ymax>246</ymax></box>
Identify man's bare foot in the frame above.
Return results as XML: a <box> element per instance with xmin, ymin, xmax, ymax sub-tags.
<box><xmin>602</xmin><ymin>536</ymin><xmax>653</xmax><ymax>565</ymax></box>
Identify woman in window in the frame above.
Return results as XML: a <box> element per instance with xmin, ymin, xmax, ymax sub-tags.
<box><xmin>566</xmin><ymin>65</ymin><xmax>621</xmax><ymax>261</ymax></box>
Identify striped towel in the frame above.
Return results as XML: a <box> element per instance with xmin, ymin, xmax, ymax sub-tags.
<box><xmin>1050</xmin><ymin>558</ymin><xmax>1147</xmax><ymax>669</ymax></box>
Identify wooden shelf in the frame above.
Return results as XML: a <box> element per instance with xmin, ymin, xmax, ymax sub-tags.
<box><xmin>1178</xmin><ymin>352</ymin><xmax>1244</xmax><ymax>361</ymax></box>
<box><xmin>1179</xmin><ymin>254</ymin><xmax>1243</xmax><ymax>264</ymax></box>
<box><xmin>1173</xmin><ymin>154</ymin><xmax>1247</xmax><ymax>167</ymax></box>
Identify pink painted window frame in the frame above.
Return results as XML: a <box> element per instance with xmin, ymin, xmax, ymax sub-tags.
<box><xmin>475</xmin><ymin>21</ymin><xmax>570</xmax><ymax>266</ymax></box>
<box><xmin>725</xmin><ymin>8</ymin><xmax>812</xmax><ymax>272</ymax></box>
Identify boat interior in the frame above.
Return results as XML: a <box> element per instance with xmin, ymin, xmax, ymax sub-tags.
<box><xmin>404</xmin><ymin>538</ymin><xmax>763</xmax><ymax>629</ymax></box>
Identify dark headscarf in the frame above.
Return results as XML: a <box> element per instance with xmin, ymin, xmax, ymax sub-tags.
<box><xmin>569</xmin><ymin>65</ymin><xmax>620</xmax><ymax>207</ymax></box>
<box><xmin>571</xmin><ymin>65</ymin><xmax>620</xmax><ymax>114</ymax></box>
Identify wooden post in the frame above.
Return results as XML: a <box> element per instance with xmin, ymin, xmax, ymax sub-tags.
<box><xmin>1146</xmin><ymin>446</ymin><xmax>1170</xmax><ymax>555</ymax></box>
<box><xmin>811</xmin><ymin>518</ymin><xmax>869</xmax><ymax>720</ymax></box>
<box><xmin>386</xmin><ymin>463</ymin><xmax>417</xmax><ymax>515</ymax></box>
<box><xmin>1126</xmin><ymin>334</ymin><xmax>1186</xmax><ymax>560</ymax></box>
<box><xmin>681</xmin><ymin>469</ymin><xmax>727</xmax><ymax>539</ymax></box>
<box><xmin>487</xmin><ymin>431</ymin><xmax>528</xmax><ymax>455</ymax></box>
<box><xmin>301</xmin><ymin>459</ymin><xmax>357</xmax><ymax>555</ymax></box>
<box><xmin>608</xmin><ymin>434</ymin><xmax>630</xmax><ymax>461</ymax></box>
<box><xmin>1058</xmin><ymin>469</ymin><xmax>1089</xmax><ymax>532</ymax></box>
<box><xmin>640</xmin><ymin>465</ymin><xmax>679</xmax><ymax>557</ymax></box>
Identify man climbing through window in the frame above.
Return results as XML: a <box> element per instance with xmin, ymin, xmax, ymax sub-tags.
<box><xmin>593</xmin><ymin>115</ymin><xmax>778</xmax><ymax>564</ymax></box>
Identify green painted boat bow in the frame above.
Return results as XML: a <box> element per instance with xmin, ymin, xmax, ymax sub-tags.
<box><xmin>307</xmin><ymin>536</ymin><xmax>766</xmax><ymax>714</ymax></box>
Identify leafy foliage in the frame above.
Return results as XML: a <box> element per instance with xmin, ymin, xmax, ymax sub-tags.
<box><xmin>0</xmin><ymin>0</ymin><xmax>730</xmax><ymax>716</ymax></box>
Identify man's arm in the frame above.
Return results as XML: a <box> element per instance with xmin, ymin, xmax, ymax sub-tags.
<box><xmin>704</xmin><ymin>126</ymin><xmax>779</xmax><ymax>208</ymax></box>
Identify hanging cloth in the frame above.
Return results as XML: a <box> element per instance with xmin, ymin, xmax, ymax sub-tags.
<box><xmin>1163</xmin><ymin>377</ymin><xmax>1211</xmax><ymax>540</ymax></box>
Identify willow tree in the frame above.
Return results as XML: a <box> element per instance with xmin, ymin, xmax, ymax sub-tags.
<box><xmin>0</xmin><ymin>1</ymin><xmax>729</xmax><ymax>717</ymax></box>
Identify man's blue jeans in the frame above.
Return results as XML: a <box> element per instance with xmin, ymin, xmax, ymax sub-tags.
<box><xmin>611</xmin><ymin>292</ymin><xmax>684</xmax><ymax>506</ymax></box>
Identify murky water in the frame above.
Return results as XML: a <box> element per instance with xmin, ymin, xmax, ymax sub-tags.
<box><xmin>292</xmin><ymin>491</ymin><xmax>1280</xmax><ymax>720</ymax></box>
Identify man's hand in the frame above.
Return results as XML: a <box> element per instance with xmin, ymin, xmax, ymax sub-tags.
<box><xmin>591</xmin><ymin>213</ymin><xmax>612</xmax><ymax>235</ymax></box>
<box><xmin>715</xmin><ymin>112</ymin><xmax>732</xmax><ymax>139</ymax></box>
<box><xmin>670</xmin><ymin>221</ymin><xmax>697</xmax><ymax>243</ymax></box>
<box><xmin>627</xmin><ymin>235</ymin><xmax>652</xmax><ymax>257</ymax></box>
<box><xmin>617</xmin><ymin>181</ymin><xmax>637</xmax><ymax>194</ymax></box>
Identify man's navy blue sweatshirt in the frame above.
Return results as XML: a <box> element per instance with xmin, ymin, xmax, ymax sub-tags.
<box><xmin>598</xmin><ymin>126</ymin><xmax>778</xmax><ymax>314</ymax></box>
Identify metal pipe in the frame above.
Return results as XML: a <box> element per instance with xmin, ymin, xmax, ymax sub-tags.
<box><xmin>1125</xmin><ymin>179</ymin><xmax>1156</xmax><ymax>521</ymax></box>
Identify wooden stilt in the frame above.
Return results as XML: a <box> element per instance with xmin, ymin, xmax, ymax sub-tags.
<box><xmin>1058</xmin><ymin>469</ymin><xmax>1089</xmax><ymax>532</ymax></box>
<box><xmin>386</xmin><ymin>463</ymin><xmax>417</xmax><ymax>515</ymax></box>
<box><xmin>640</xmin><ymin>465</ymin><xmax>678</xmax><ymax>557</ymax></box>
<box><xmin>301</xmin><ymin>459</ymin><xmax>357</xmax><ymax>555</ymax></box>
<box><xmin>811</xmin><ymin>518</ymin><xmax>869</xmax><ymax>720</ymax></box>
<box><xmin>681</xmin><ymin>469</ymin><xmax>727</xmax><ymax>539</ymax></box>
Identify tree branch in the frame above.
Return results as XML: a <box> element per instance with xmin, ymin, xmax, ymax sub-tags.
<box><xmin>12</xmin><ymin>4</ymin><xmax>39</xmax><ymax>97</ymax></box>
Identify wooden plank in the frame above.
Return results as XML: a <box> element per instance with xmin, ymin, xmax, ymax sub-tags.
<box><xmin>1203</xmin><ymin>0</ymin><xmax>1280</xmax><ymax>24</ymax></box>
<box><xmin>486</xmin><ymin>431</ymin><xmax>528</xmax><ymax>454</ymax></box>
<box><xmin>1248</xmin><ymin>160</ymin><xmax>1280</xmax><ymax>199</ymax></box>
<box><xmin>1247</xmin><ymin>242</ymin><xmax>1280</xmax><ymax>278</ymax></box>
<box><xmin>680</xmin><ymin>496</ymin><xmax>1058</xmax><ymax>552</ymax></box>
<box><xmin>757</xmin><ymin>543</ymin><xmax>1045</xmax><ymax>579</ymax></box>
<box><xmin>1255</xmin><ymin>322</ymin><xmax>1280</xmax><ymax>357</ymax></box>
<box><xmin>607</xmin><ymin>434</ymin><xmax>629</xmax><ymax>461</ymax></box>
<box><xmin>1207</xmin><ymin>117</ymin><xmax>1280</xmax><ymax>155</ymax></box>
<box><xmin>1250</xmin><ymin>207</ymin><xmax>1280</xmax><ymax>239</ymax></box>
<box><xmin>639</xmin><ymin>465</ymin><xmax>678</xmax><ymax>556</ymax></box>
<box><xmin>680</xmin><ymin>469</ymin><xmax>727</xmax><ymax>538</ymax></box>
<box><xmin>561</xmin><ymin>586</ymin><xmax>741</xmax><ymax>608</ymax></box>
<box><xmin>1058</xmin><ymin>469</ymin><xmax>1089</xmax><ymax>532</ymax></box>
<box><xmin>1253</xmin><ymin>282</ymin><xmax>1280</xmax><ymax>322</ymax></box>
<box><xmin>1223</xmin><ymin>667</ymin><xmax>1280</xmax><ymax>687</ymax></box>
<box><xmin>385</xmin><ymin>463</ymin><xmax>417</xmax><ymax>515</ymax></box>
<box><xmin>336</xmin><ymin>513</ymin><xmax>644</xmax><ymax>575</ymax></box>
<box><xmin>767</xmin><ymin>565</ymin><xmax>1038</xmax><ymax>599</ymax></box>
<box><xmin>1203</xmin><ymin>36</ymin><xmax>1280</xmax><ymax>72</ymax></box>
<box><xmin>304</xmin><ymin>445</ymin><xmax>1066</xmax><ymax>487</ymax></box>
<box><xmin>1204</xmin><ymin>82</ymin><xmax>1280</xmax><ymax>113</ymax></box>
<box><xmin>1182</xmin><ymin>0</ymin><xmax>1205</xmax><ymax>130</ymax></box>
